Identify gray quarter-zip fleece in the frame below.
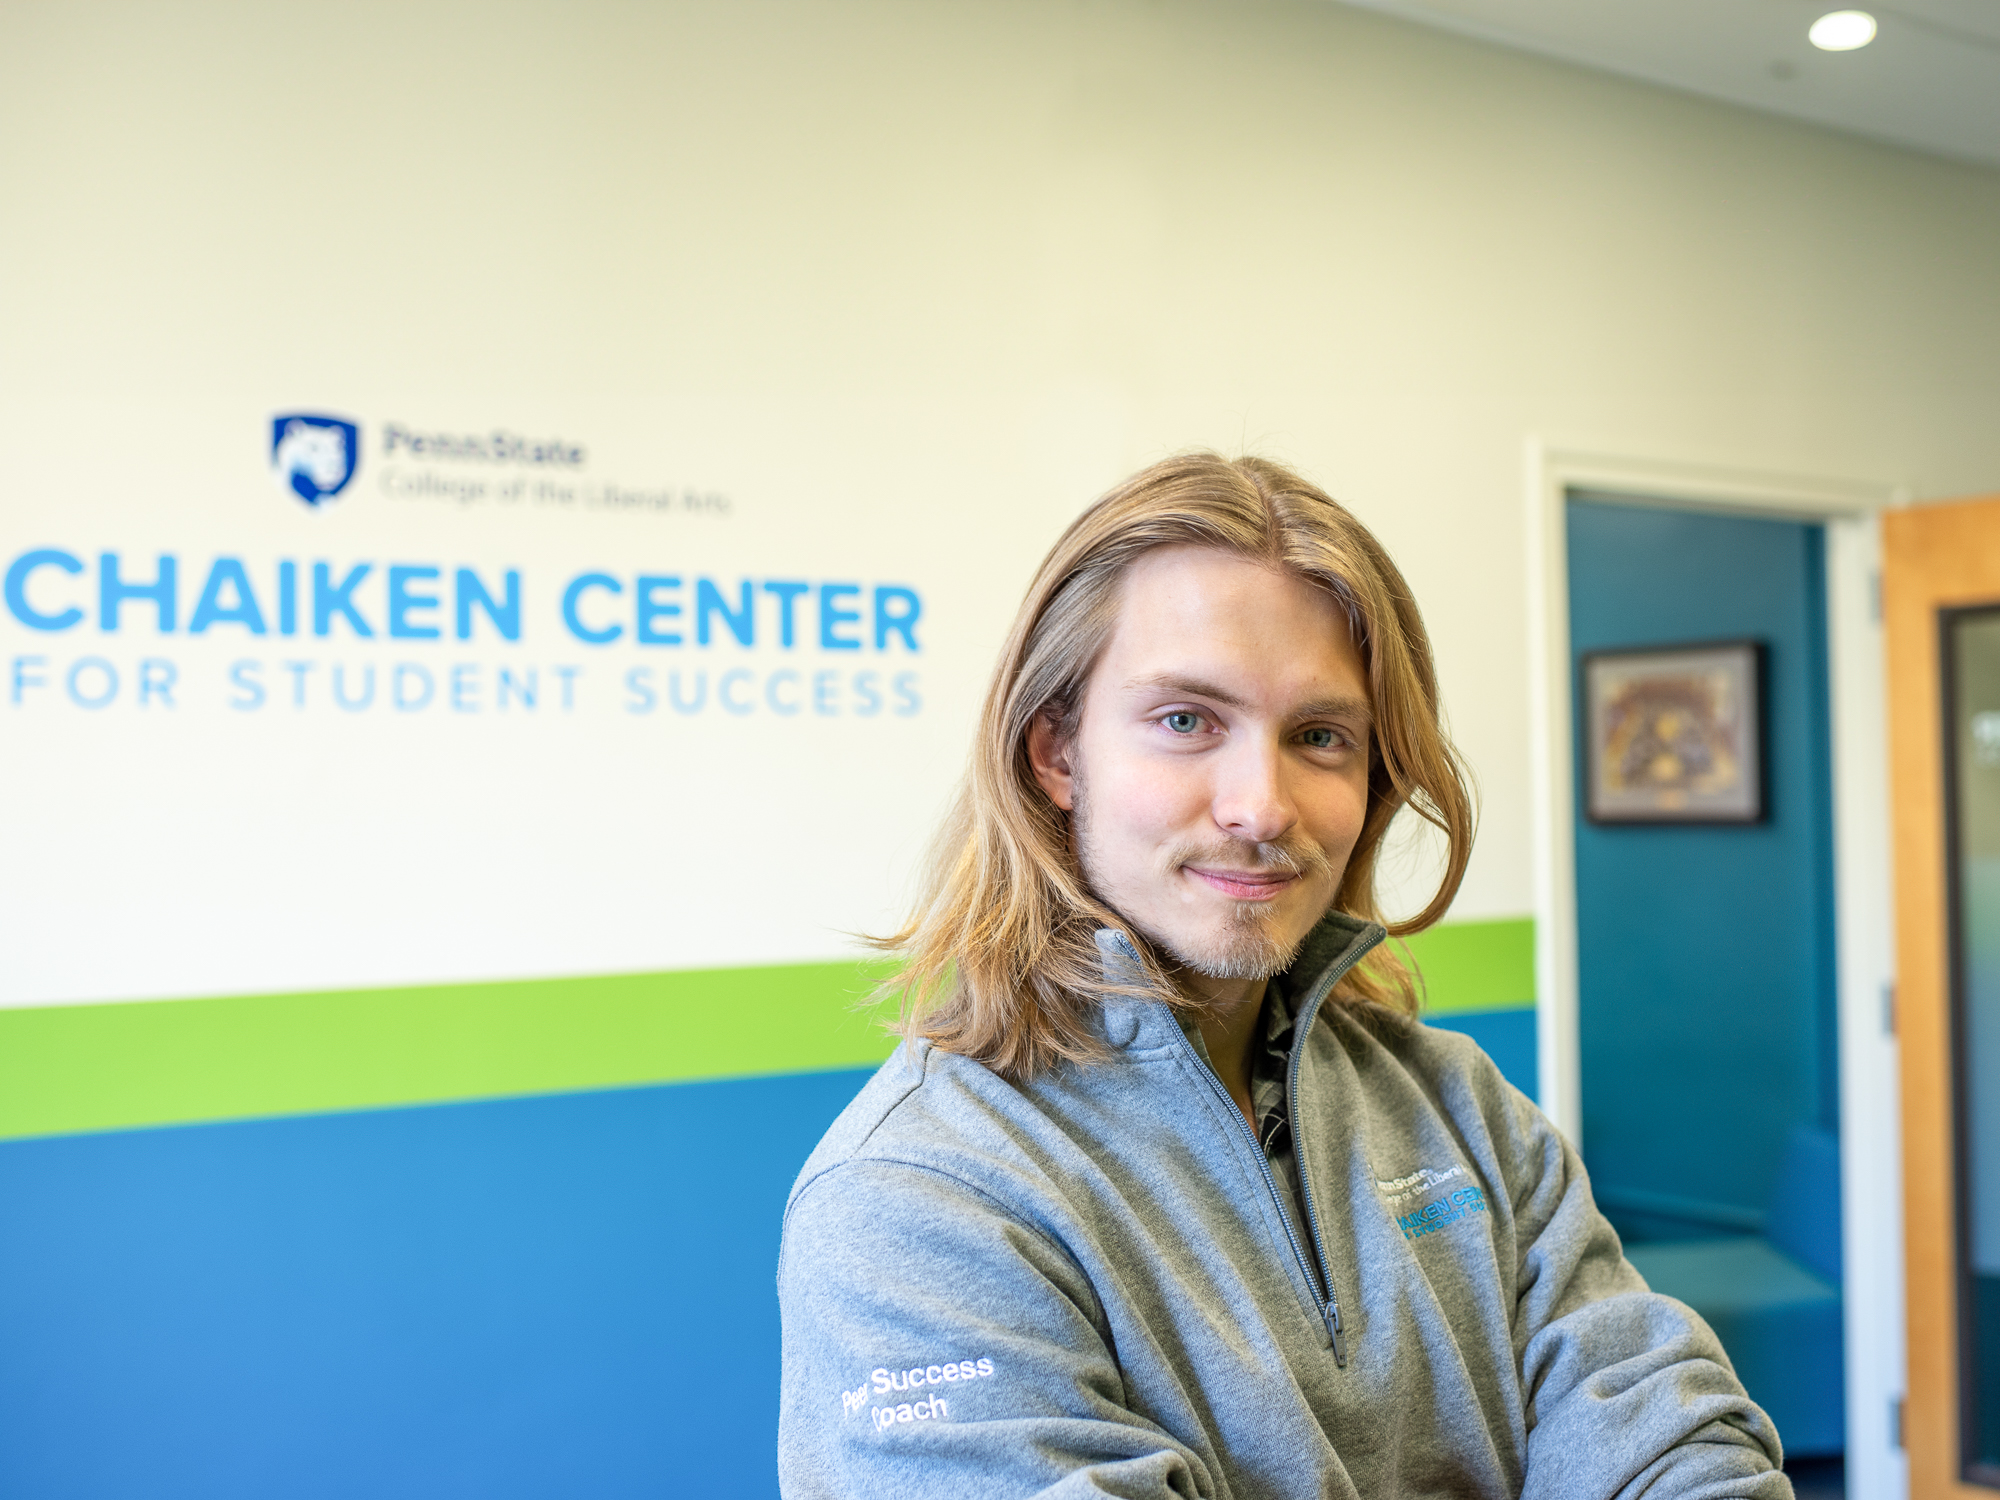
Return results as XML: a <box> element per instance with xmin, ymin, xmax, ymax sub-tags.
<box><xmin>777</xmin><ymin>913</ymin><xmax>1789</xmax><ymax>1499</ymax></box>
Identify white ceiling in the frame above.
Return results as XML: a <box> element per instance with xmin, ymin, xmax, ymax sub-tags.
<box><xmin>1332</xmin><ymin>0</ymin><xmax>2000</xmax><ymax>170</ymax></box>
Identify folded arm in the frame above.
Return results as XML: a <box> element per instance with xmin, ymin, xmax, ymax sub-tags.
<box><xmin>1505</xmin><ymin>1093</ymin><xmax>1792</xmax><ymax>1500</ymax></box>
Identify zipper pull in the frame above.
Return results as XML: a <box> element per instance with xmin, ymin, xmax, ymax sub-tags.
<box><xmin>1323</xmin><ymin>1300</ymin><xmax>1347</xmax><ymax>1367</ymax></box>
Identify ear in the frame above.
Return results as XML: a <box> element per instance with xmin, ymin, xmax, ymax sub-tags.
<box><xmin>1025</xmin><ymin>709</ymin><xmax>1076</xmax><ymax>811</ymax></box>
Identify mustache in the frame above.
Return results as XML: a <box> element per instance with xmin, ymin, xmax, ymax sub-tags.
<box><xmin>1161</xmin><ymin>831</ymin><xmax>1336</xmax><ymax>884</ymax></box>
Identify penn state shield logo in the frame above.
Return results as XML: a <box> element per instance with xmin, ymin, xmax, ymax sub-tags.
<box><xmin>271</xmin><ymin>413</ymin><xmax>359</xmax><ymax>506</ymax></box>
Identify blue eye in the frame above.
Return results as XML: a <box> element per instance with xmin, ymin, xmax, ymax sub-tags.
<box><xmin>1164</xmin><ymin>711</ymin><xmax>1202</xmax><ymax>734</ymax></box>
<box><xmin>1303</xmin><ymin>727</ymin><xmax>1338</xmax><ymax>749</ymax></box>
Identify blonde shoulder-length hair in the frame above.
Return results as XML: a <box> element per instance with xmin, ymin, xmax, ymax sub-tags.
<box><xmin>875</xmin><ymin>452</ymin><xmax>1476</xmax><ymax>1081</ymax></box>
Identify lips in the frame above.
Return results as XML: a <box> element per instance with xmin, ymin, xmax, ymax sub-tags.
<box><xmin>1186</xmin><ymin>866</ymin><xmax>1298</xmax><ymax>901</ymax></box>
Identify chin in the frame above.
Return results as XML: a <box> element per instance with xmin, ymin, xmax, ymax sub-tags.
<box><xmin>1167</xmin><ymin>913</ymin><xmax>1304</xmax><ymax>983</ymax></box>
<box><xmin>1182</xmin><ymin>947</ymin><xmax>1293</xmax><ymax>982</ymax></box>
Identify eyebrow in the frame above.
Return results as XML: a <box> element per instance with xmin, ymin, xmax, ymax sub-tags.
<box><xmin>1121</xmin><ymin>674</ymin><xmax>1373</xmax><ymax>724</ymax></box>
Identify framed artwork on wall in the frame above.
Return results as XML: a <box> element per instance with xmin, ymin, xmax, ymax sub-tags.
<box><xmin>1581</xmin><ymin>639</ymin><xmax>1767</xmax><ymax>824</ymax></box>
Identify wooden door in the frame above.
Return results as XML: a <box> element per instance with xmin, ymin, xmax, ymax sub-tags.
<box><xmin>1887</xmin><ymin>494</ymin><xmax>2000</xmax><ymax>1496</ymax></box>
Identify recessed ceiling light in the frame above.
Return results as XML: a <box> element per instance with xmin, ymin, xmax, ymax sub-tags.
<box><xmin>1809</xmin><ymin>10</ymin><xmax>1877</xmax><ymax>51</ymax></box>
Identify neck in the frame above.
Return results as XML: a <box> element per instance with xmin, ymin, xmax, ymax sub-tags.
<box><xmin>1180</xmin><ymin>969</ymin><xmax>1270</xmax><ymax>1137</ymax></box>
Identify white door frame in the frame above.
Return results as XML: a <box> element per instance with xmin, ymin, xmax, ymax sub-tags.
<box><xmin>1523</xmin><ymin>438</ymin><xmax>1907</xmax><ymax>1497</ymax></box>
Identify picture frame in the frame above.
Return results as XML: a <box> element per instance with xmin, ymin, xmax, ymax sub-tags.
<box><xmin>1580</xmin><ymin>639</ymin><xmax>1767</xmax><ymax>825</ymax></box>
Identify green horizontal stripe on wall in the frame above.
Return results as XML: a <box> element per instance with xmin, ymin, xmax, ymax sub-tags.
<box><xmin>0</xmin><ymin>963</ymin><xmax>902</xmax><ymax>1143</ymax></box>
<box><xmin>1399</xmin><ymin>917</ymin><xmax>1535</xmax><ymax>1015</ymax></box>
<box><xmin>0</xmin><ymin>917</ymin><xmax>1534</xmax><ymax>1142</ymax></box>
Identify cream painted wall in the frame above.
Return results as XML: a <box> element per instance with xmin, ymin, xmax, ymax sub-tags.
<box><xmin>4</xmin><ymin>0</ymin><xmax>1998</xmax><ymax>928</ymax></box>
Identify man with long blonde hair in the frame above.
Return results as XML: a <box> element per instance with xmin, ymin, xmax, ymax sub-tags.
<box><xmin>778</xmin><ymin>455</ymin><xmax>1787</xmax><ymax>1498</ymax></box>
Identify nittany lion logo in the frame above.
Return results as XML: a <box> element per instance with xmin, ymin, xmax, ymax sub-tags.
<box><xmin>271</xmin><ymin>414</ymin><xmax>359</xmax><ymax>506</ymax></box>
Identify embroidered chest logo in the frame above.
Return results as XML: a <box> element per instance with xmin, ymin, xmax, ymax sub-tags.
<box><xmin>1377</xmin><ymin>1164</ymin><xmax>1489</xmax><ymax>1241</ymax></box>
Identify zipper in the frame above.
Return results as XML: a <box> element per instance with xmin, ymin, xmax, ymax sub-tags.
<box><xmin>1181</xmin><ymin>1037</ymin><xmax>1335</xmax><ymax>1357</ymax></box>
<box><xmin>1154</xmin><ymin>922</ymin><xmax>1383</xmax><ymax>1370</ymax></box>
<box><xmin>1287</xmin><ymin>952</ymin><xmax>1361</xmax><ymax>1369</ymax></box>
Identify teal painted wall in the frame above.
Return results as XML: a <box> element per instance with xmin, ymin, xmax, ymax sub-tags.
<box><xmin>1567</xmin><ymin>497</ymin><xmax>1838</xmax><ymax>1239</ymax></box>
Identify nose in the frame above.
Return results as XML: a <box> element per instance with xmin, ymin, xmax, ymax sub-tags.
<box><xmin>1211</xmin><ymin>738</ymin><xmax>1298</xmax><ymax>847</ymax></box>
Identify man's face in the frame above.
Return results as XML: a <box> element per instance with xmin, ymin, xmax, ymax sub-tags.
<box><xmin>1029</xmin><ymin>545</ymin><xmax>1373</xmax><ymax>985</ymax></box>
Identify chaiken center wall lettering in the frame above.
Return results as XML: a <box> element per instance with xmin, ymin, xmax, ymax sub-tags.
<box><xmin>5</xmin><ymin>413</ymin><xmax>924</xmax><ymax>725</ymax></box>
<box><xmin>0</xmin><ymin>402</ymin><xmax>976</xmax><ymax>1021</ymax></box>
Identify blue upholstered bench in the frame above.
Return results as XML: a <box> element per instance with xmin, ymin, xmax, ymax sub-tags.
<box><xmin>1622</xmin><ymin>1127</ymin><xmax>1845</xmax><ymax>1457</ymax></box>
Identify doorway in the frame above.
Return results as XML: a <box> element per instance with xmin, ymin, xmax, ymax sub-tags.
<box><xmin>1527</xmin><ymin>445</ymin><xmax>1902</xmax><ymax>1500</ymax></box>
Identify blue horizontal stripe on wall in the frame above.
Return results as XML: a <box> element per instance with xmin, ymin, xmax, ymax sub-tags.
<box><xmin>1428</xmin><ymin>1008</ymin><xmax>1538</xmax><ymax>1101</ymax></box>
<box><xmin>0</xmin><ymin>1068</ymin><xmax>877</xmax><ymax>1500</ymax></box>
